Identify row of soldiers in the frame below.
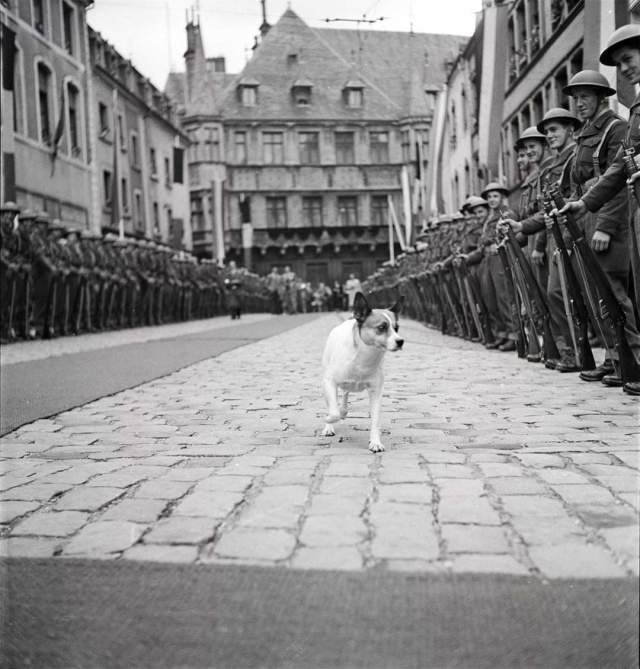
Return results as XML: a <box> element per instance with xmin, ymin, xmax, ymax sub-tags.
<box><xmin>0</xmin><ymin>204</ymin><xmax>271</xmax><ymax>342</ymax></box>
<box><xmin>365</xmin><ymin>24</ymin><xmax>640</xmax><ymax>398</ymax></box>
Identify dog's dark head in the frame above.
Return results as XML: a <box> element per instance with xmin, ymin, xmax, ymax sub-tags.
<box><xmin>353</xmin><ymin>292</ymin><xmax>404</xmax><ymax>351</ymax></box>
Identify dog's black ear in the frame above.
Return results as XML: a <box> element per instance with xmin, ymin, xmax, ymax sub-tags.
<box><xmin>353</xmin><ymin>292</ymin><xmax>372</xmax><ymax>324</ymax></box>
<box><xmin>389</xmin><ymin>295</ymin><xmax>405</xmax><ymax>315</ymax></box>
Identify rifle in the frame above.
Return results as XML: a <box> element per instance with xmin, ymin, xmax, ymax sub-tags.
<box><xmin>550</xmin><ymin>183</ymin><xmax>640</xmax><ymax>383</ymax></box>
<box><xmin>621</xmin><ymin>142</ymin><xmax>640</xmax><ymax>310</ymax></box>
<box><xmin>451</xmin><ymin>246</ymin><xmax>477</xmax><ymax>340</ymax></box>
<box><xmin>498</xmin><ymin>212</ymin><xmax>560</xmax><ymax>362</ymax></box>
<box><xmin>541</xmin><ymin>185</ymin><xmax>595</xmax><ymax>371</ymax></box>
<box><xmin>438</xmin><ymin>266</ymin><xmax>464</xmax><ymax>336</ymax></box>
<box><xmin>496</xmin><ymin>239</ymin><xmax>527</xmax><ymax>358</ymax></box>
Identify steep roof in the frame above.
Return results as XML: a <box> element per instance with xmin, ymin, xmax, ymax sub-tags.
<box><xmin>221</xmin><ymin>9</ymin><xmax>467</xmax><ymax>122</ymax></box>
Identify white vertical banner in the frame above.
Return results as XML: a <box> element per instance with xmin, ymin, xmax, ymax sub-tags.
<box><xmin>387</xmin><ymin>196</ymin><xmax>406</xmax><ymax>251</ymax></box>
<box><xmin>401</xmin><ymin>165</ymin><xmax>412</xmax><ymax>247</ymax></box>
<box><xmin>388</xmin><ymin>200</ymin><xmax>395</xmax><ymax>265</ymax></box>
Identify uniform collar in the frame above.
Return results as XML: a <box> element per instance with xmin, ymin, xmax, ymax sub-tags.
<box><xmin>577</xmin><ymin>108</ymin><xmax>617</xmax><ymax>137</ymax></box>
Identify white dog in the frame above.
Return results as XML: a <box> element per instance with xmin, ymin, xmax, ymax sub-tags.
<box><xmin>321</xmin><ymin>292</ymin><xmax>404</xmax><ymax>452</ymax></box>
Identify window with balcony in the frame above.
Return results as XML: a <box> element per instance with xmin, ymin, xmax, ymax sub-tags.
<box><xmin>98</xmin><ymin>102</ymin><xmax>109</xmax><ymax>138</ymax></box>
<box><xmin>121</xmin><ymin>177</ymin><xmax>129</xmax><ymax>213</ymax></box>
<box><xmin>118</xmin><ymin>114</ymin><xmax>126</xmax><ymax>151</ymax></box>
<box><xmin>130</xmin><ymin>131</ymin><xmax>139</xmax><ymax>167</ymax></box>
<box><xmin>204</xmin><ymin>126</ymin><xmax>220</xmax><ymax>161</ymax></box>
<box><xmin>263</xmin><ymin>131</ymin><xmax>283</xmax><ymax>164</ymax></box>
<box><xmin>370</xmin><ymin>131</ymin><xmax>389</xmax><ymax>163</ymax></box>
<box><xmin>335</xmin><ymin>131</ymin><xmax>354</xmax><ymax>163</ymax></box>
<box><xmin>33</xmin><ymin>0</ymin><xmax>45</xmax><ymax>34</ymax></box>
<box><xmin>337</xmin><ymin>196</ymin><xmax>358</xmax><ymax>226</ymax></box>
<box><xmin>299</xmin><ymin>131</ymin><xmax>319</xmax><ymax>163</ymax></box>
<box><xmin>266</xmin><ymin>197</ymin><xmax>287</xmax><ymax>229</ymax></box>
<box><xmin>134</xmin><ymin>190</ymin><xmax>143</xmax><ymax>228</ymax></box>
<box><xmin>164</xmin><ymin>157</ymin><xmax>171</xmax><ymax>188</ymax></box>
<box><xmin>37</xmin><ymin>62</ymin><xmax>52</xmax><ymax>145</ymax></box>
<box><xmin>102</xmin><ymin>170</ymin><xmax>112</xmax><ymax>207</ymax></box>
<box><xmin>149</xmin><ymin>147</ymin><xmax>157</xmax><ymax>176</ymax></box>
<box><xmin>62</xmin><ymin>2</ymin><xmax>75</xmax><ymax>55</ymax></box>
<box><xmin>235</xmin><ymin>131</ymin><xmax>247</xmax><ymax>163</ymax></box>
<box><xmin>67</xmin><ymin>82</ymin><xmax>80</xmax><ymax>157</ymax></box>
<box><xmin>302</xmin><ymin>197</ymin><xmax>323</xmax><ymax>227</ymax></box>
<box><xmin>371</xmin><ymin>195</ymin><xmax>388</xmax><ymax>227</ymax></box>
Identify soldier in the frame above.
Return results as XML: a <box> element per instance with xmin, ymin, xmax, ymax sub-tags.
<box><xmin>479</xmin><ymin>182</ymin><xmax>518</xmax><ymax>351</ymax></box>
<box><xmin>557</xmin><ymin>69</ymin><xmax>640</xmax><ymax>387</ymax></box>
<box><xmin>29</xmin><ymin>212</ymin><xmax>60</xmax><ymax>339</ymax></box>
<box><xmin>559</xmin><ymin>26</ymin><xmax>640</xmax><ymax>396</ymax></box>
<box><xmin>0</xmin><ymin>202</ymin><xmax>21</xmax><ymax>341</ymax></box>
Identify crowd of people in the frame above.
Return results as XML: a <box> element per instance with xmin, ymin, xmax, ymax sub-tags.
<box><xmin>0</xmin><ymin>205</ymin><xmax>270</xmax><ymax>342</ymax></box>
<box><xmin>265</xmin><ymin>266</ymin><xmax>363</xmax><ymax>315</ymax></box>
<box><xmin>365</xmin><ymin>24</ymin><xmax>640</xmax><ymax>398</ymax></box>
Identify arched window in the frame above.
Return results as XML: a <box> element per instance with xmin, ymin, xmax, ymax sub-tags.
<box><xmin>36</xmin><ymin>60</ymin><xmax>54</xmax><ymax>145</ymax></box>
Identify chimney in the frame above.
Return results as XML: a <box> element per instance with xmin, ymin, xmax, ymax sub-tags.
<box><xmin>259</xmin><ymin>0</ymin><xmax>271</xmax><ymax>38</ymax></box>
<box><xmin>184</xmin><ymin>7</ymin><xmax>205</xmax><ymax>102</ymax></box>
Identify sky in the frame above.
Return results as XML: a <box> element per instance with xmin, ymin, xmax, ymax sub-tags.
<box><xmin>87</xmin><ymin>0</ymin><xmax>483</xmax><ymax>89</ymax></box>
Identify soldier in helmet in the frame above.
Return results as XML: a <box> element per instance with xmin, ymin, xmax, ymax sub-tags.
<box><xmin>557</xmin><ymin>69</ymin><xmax>640</xmax><ymax>387</ymax></box>
<box><xmin>0</xmin><ymin>203</ymin><xmax>21</xmax><ymax>341</ymax></box>
<box><xmin>561</xmin><ymin>26</ymin><xmax>640</xmax><ymax>395</ymax></box>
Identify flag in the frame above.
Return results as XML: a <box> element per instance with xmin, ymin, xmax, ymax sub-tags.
<box><xmin>109</xmin><ymin>89</ymin><xmax>123</xmax><ymax>238</ymax></box>
<box><xmin>1</xmin><ymin>25</ymin><xmax>17</xmax><ymax>92</ymax></box>
<box><xmin>50</xmin><ymin>83</ymin><xmax>66</xmax><ymax>172</ymax></box>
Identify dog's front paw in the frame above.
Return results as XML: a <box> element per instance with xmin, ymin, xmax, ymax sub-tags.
<box><xmin>322</xmin><ymin>424</ymin><xmax>336</xmax><ymax>437</ymax></box>
<box><xmin>368</xmin><ymin>440</ymin><xmax>385</xmax><ymax>453</ymax></box>
<box><xmin>325</xmin><ymin>412</ymin><xmax>341</xmax><ymax>424</ymax></box>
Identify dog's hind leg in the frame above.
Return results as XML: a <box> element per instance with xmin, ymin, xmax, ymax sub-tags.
<box><xmin>340</xmin><ymin>391</ymin><xmax>349</xmax><ymax>419</ymax></box>
<box><xmin>322</xmin><ymin>378</ymin><xmax>340</xmax><ymax>427</ymax></box>
<box><xmin>367</xmin><ymin>383</ymin><xmax>385</xmax><ymax>453</ymax></box>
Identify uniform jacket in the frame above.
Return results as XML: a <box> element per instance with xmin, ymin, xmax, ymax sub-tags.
<box><xmin>570</xmin><ymin>107</ymin><xmax>628</xmax><ymax>272</ymax></box>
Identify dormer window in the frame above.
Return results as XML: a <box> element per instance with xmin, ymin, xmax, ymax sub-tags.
<box><xmin>343</xmin><ymin>80</ymin><xmax>364</xmax><ymax>108</ymax></box>
<box><xmin>237</xmin><ymin>77</ymin><xmax>259</xmax><ymax>107</ymax></box>
<box><xmin>291</xmin><ymin>78</ymin><xmax>313</xmax><ymax>107</ymax></box>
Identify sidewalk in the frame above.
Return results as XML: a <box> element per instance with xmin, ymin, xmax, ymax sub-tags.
<box><xmin>1</xmin><ymin>314</ymin><xmax>638</xmax><ymax>579</ymax></box>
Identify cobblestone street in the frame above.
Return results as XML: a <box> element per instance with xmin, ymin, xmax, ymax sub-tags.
<box><xmin>1</xmin><ymin>314</ymin><xmax>638</xmax><ymax>579</ymax></box>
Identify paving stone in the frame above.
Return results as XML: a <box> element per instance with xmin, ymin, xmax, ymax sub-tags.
<box><xmin>442</xmin><ymin>524</ymin><xmax>510</xmax><ymax>554</ymax></box>
<box><xmin>370</xmin><ymin>515</ymin><xmax>439</xmax><ymax>561</ymax></box>
<box><xmin>192</xmin><ymin>475</ymin><xmax>254</xmax><ymax>493</ymax></box>
<box><xmin>235</xmin><ymin>504</ymin><xmax>301</xmax><ymax>529</ymax></box>
<box><xmin>306</xmin><ymin>494</ymin><xmax>367</xmax><ymax>516</ymax></box>
<box><xmin>0</xmin><ymin>500</ymin><xmax>41</xmax><ymax>524</ymax></box>
<box><xmin>318</xmin><ymin>477</ymin><xmax>372</xmax><ymax>497</ymax></box>
<box><xmin>254</xmin><ymin>485</ymin><xmax>309</xmax><ymax>506</ymax></box>
<box><xmin>619</xmin><ymin>492</ymin><xmax>640</xmax><ymax>511</ymax></box>
<box><xmin>214</xmin><ymin>528</ymin><xmax>296</xmax><ymax>561</ymax></box>
<box><xmin>377</xmin><ymin>483</ymin><xmax>432</xmax><ymax>504</ymax></box>
<box><xmin>450</xmin><ymin>554</ymin><xmax>529</xmax><ymax>575</ymax></box>
<box><xmin>263</xmin><ymin>469</ymin><xmax>315</xmax><ymax>486</ymax></box>
<box><xmin>0</xmin><ymin>536</ymin><xmax>59</xmax><ymax>557</ymax></box>
<box><xmin>572</xmin><ymin>504</ymin><xmax>639</xmax><ymax>529</ymax></box>
<box><xmin>144</xmin><ymin>517</ymin><xmax>217</xmax><ymax>544</ymax></box>
<box><xmin>134</xmin><ymin>479</ymin><xmax>193</xmax><ymax>500</ymax></box>
<box><xmin>159</xmin><ymin>467</ymin><xmax>219</xmax><ymax>482</ymax></box>
<box><xmin>100</xmin><ymin>498</ymin><xmax>167</xmax><ymax>523</ymax></box>
<box><xmin>598</xmin><ymin>526</ymin><xmax>640</xmax><ymax>574</ymax></box>
<box><xmin>438</xmin><ymin>496</ymin><xmax>501</xmax><ymax>525</ymax></box>
<box><xmin>500</xmin><ymin>495</ymin><xmax>569</xmax><ymax>518</ymax></box>
<box><xmin>171</xmin><ymin>491</ymin><xmax>243</xmax><ymax>518</ymax></box>
<box><xmin>11</xmin><ymin>510</ymin><xmax>89</xmax><ymax>536</ymax></box>
<box><xmin>435</xmin><ymin>478</ymin><xmax>485</xmax><ymax>497</ymax></box>
<box><xmin>594</xmin><ymin>476</ymin><xmax>639</xmax><ymax>493</ymax></box>
<box><xmin>378</xmin><ymin>468</ymin><xmax>429</xmax><ymax>483</ymax></box>
<box><xmin>290</xmin><ymin>546</ymin><xmax>362</xmax><ymax>570</ymax></box>
<box><xmin>612</xmin><ymin>451</ymin><xmax>640</xmax><ymax>469</ymax></box>
<box><xmin>535</xmin><ymin>469</ymin><xmax>590</xmax><ymax>485</ymax></box>
<box><xmin>385</xmin><ymin>560</ymin><xmax>450</xmax><ymax>573</ymax></box>
<box><xmin>427</xmin><ymin>464</ymin><xmax>475</xmax><ymax>478</ymax></box>
<box><xmin>476</xmin><ymin>463</ymin><xmax>523</xmax><ymax>478</ymax></box>
<box><xmin>488</xmin><ymin>477</ymin><xmax>547</xmax><ymax>495</ymax></box>
<box><xmin>580</xmin><ymin>464</ymin><xmax>636</xmax><ymax>478</ymax></box>
<box><xmin>54</xmin><ymin>486</ymin><xmax>125</xmax><ymax>511</ymax></box>
<box><xmin>528</xmin><ymin>543</ymin><xmax>628</xmax><ymax>578</ymax></box>
<box><xmin>323</xmin><ymin>462</ymin><xmax>370</xmax><ymax>477</ymax></box>
<box><xmin>84</xmin><ymin>471</ymin><xmax>148</xmax><ymax>488</ymax></box>
<box><xmin>550</xmin><ymin>484</ymin><xmax>617</xmax><ymax>506</ymax></box>
<box><xmin>63</xmin><ymin>520</ymin><xmax>146</xmax><ymax>556</ymax></box>
<box><xmin>515</xmin><ymin>454</ymin><xmax>565</xmax><ymax>468</ymax></box>
<box><xmin>122</xmin><ymin>544</ymin><xmax>199</xmax><ymax>563</ymax></box>
<box><xmin>510</xmin><ymin>515</ymin><xmax>586</xmax><ymax>545</ymax></box>
<box><xmin>299</xmin><ymin>515</ymin><xmax>367</xmax><ymax>547</ymax></box>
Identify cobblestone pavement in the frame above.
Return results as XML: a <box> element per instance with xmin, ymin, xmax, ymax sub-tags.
<box><xmin>1</xmin><ymin>314</ymin><xmax>638</xmax><ymax>579</ymax></box>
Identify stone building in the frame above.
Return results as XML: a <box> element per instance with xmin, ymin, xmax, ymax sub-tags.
<box><xmin>89</xmin><ymin>27</ymin><xmax>191</xmax><ymax>247</ymax></box>
<box><xmin>1</xmin><ymin>0</ymin><xmax>93</xmax><ymax>228</ymax></box>
<box><xmin>167</xmin><ymin>9</ymin><xmax>466</xmax><ymax>283</ymax></box>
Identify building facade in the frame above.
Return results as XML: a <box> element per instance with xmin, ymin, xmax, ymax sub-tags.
<box><xmin>1</xmin><ymin>0</ymin><xmax>93</xmax><ymax>228</ymax></box>
<box><xmin>89</xmin><ymin>27</ymin><xmax>191</xmax><ymax>246</ymax></box>
<box><xmin>167</xmin><ymin>9</ymin><xmax>466</xmax><ymax>283</ymax></box>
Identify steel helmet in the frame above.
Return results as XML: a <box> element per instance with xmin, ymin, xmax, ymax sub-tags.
<box><xmin>600</xmin><ymin>24</ymin><xmax>640</xmax><ymax>66</ymax></box>
<box><xmin>514</xmin><ymin>126</ymin><xmax>546</xmax><ymax>150</ymax></box>
<box><xmin>465</xmin><ymin>195</ymin><xmax>489</xmax><ymax>210</ymax></box>
<box><xmin>536</xmin><ymin>107</ymin><xmax>581</xmax><ymax>133</ymax></box>
<box><xmin>562</xmin><ymin>70</ymin><xmax>616</xmax><ymax>97</ymax></box>
<box><xmin>481</xmin><ymin>182</ymin><xmax>510</xmax><ymax>199</ymax></box>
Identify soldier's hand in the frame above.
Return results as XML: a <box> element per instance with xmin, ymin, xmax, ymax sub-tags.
<box><xmin>591</xmin><ymin>230</ymin><xmax>610</xmax><ymax>253</ymax></box>
<box><xmin>531</xmin><ymin>249</ymin><xmax>545</xmax><ymax>266</ymax></box>
<box><xmin>627</xmin><ymin>171</ymin><xmax>640</xmax><ymax>186</ymax></box>
<box><xmin>543</xmin><ymin>214</ymin><xmax>554</xmax><ymax>230</ymax></box>
<box><xmin>558</xmin><ymin>199</ymin><xmax>587</xmax><ymax>218</ymax></box>
<box><xmin>500</xmin><ymin>218</ymin><xmax>522</xmax><ymax>234</ymax></box>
